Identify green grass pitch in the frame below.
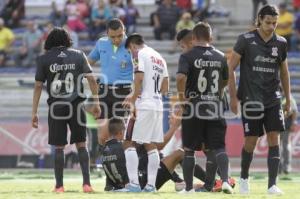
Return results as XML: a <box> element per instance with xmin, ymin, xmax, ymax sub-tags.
<box><xmin>0</xmin><ymin>169</ymin><xmax>299</xmax><ymax>199</ymax></box>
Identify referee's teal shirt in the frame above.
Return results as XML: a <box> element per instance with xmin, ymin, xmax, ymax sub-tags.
<box><xmin>88</xmin><ymin>37</ymin><xmax>133</xmax><ymax>85</ymax></box>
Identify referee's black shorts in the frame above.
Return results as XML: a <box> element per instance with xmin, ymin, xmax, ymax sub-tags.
<box><xmin>98</xmin><ymin>84</ymin><xmax>131</xmax><ymax>119</ymax></box>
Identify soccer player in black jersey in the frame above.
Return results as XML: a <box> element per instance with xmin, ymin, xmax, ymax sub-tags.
<box><xmin>32</xmin><ymin>27</ymin><xmax>101</xmax><ymax>193</ymax></box>
<box><xmin>176</xmin><ymin>22</ymin><xmax>232</xmax><ymax>194</ymax></box>
<box><xmin>102</xmin><ymin>115</ymin><xmax>184</xmax><ymax>192</ymax></box>
<box><xmin>228</xmin><ymin>5</ymin><xmax>291</xmax><ymax>195</ymax></box>
<box><xmin>176</xmin><ymin>28</ymin><xmax>235</xmax><ymax>193</ymax></box>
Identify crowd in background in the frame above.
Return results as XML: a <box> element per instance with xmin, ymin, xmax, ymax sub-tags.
<box><xmin>1</xmin><ymin>0</ymin><xmax>300</xmax><ymax>68</ymax></box>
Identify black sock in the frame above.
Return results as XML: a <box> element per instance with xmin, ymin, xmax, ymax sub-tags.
<box><xmin>171</xmin><ymin>171</ymin><xmax>184</xmax><ymax>183</ymax></box>
<box><xmin>182</xmin><ymin>150</ymin><xmax>195</xmax><ymax>191</ymax></box>
<box><xmin>194</xmin><ymin>164</ymin><xmax>206</xmax><ymax>182</ymax></box>
<box><xmin>216</xmin><ymin>168</ymin><xmax>221</xmax><ymax>178</ymax></box>
<box><xmin>54</xmin><ymin>148</ymin><xmax>64</xmax><ymax>188</ymax></box>
<box><xmin>215</xmin><ymin>148</ymin><xmax>229</xmax><ymax>183</ymax></box>
<box><xmin>78</xmin><ymin>147</ymin><xmax>91</xmax><ymax>186</ymax></box>
<box><xmin>241</xmin><ymin>148</ymin><xmax>253</xmax><ymax>179</ymax></box>
<box><xmin>268</xmin><ymin>145</ymin><xmax>280</xmax><ymax>188</ymax></box>
<box><xmin>204</xmin><ymin>150</ymin><xmax>217</xmax><ymax>191</ymax></box>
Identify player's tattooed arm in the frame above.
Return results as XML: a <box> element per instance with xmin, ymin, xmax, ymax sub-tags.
<box><xmin>32</xmin><ymin>81</ymin><xmax>43</xmax><ymax>128</ymax></box>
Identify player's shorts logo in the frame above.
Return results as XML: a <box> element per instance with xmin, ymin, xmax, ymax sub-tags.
<box><xmin>244</xmin><ymin>123</ymin><xmax>250</xmax><ymax>133</ymax></box>
<box><xmin>271</xmin><ymin>47</ymin><xmax>278</xmax><ymax>57</ymax></box>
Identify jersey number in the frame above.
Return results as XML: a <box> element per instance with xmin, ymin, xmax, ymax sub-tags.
<box><xmin>198</xmin><ymin>69</ymin><xmax>219</xmax><ymax>93</ymax></box>
<box><xmin>103</xmin><ymin>163</ymin><xmax>123</xmax><ymax>183</ymax></box>
<box><xmin>50</xmin><ymin>72</ymin><xmax>74</xmax><ymax>95</ymax></box>
<box><xmin>153</xmin><ymin>73</ymin><xmax>161</xmax><ymax>93</ymax></box>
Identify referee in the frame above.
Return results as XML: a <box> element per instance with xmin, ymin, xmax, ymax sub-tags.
<box><xmin>88</xmin><ymin>18</ymin><xmax>133</xmax><ymax>144</ymax></box>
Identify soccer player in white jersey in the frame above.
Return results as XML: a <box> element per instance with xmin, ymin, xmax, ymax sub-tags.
<box><xmin>122</xmin><ymin>33</ymin><xmax>169</xmax><ymax>192</ymax></box>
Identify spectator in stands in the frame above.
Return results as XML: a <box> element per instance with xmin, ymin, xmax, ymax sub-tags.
<box><xmin>64</xmin><ymin>24</ymin><xmax>79</xmax><ymax>48</ymax></box>
<box><xmin>0</xmin><ymin>1</ymin><xmax>7</xmax><ymax>17</ymax></box>
<box><xmin>49</xmin><ymin>0</ymin><xmax>67</xmax><ymax>27</ymax></box>
<box><xmin>41</xmin><ymin>22</ymin><xmax>54</xmax><ymax>53</ymax></box>
<box><xmin>293</xmin><ymin>0</ymin><xmax>300</xmax><ymax>10</ymax></box>
<box><xmin>0</xmin><ymin>18</ymin><xmax>14</xmax><ymax>67</ymax></box>
<box><xmin>14</xmin><ymin>20</ymin><xmax>43</xmax><ymax>68</ymax></box>
<box><xmin>176</xmin><ymin>0</ymin><xmax>192</xmax><ymax>12</ymax></box>
<box><xmin>276</xmin><ymin>3</ymin><xmax>294</xmax><ymax>51</ymax></box>
<box><xmin>194</xmin><ymin>0</ymin><xmax>211</xmax><ymax>21</ymax></box>
<box><xmin>153</xmin><ymin>0</ymin><xmax>181</xmax><ymax>40</ymax></box>
<box><xmin>89</xmin><ymin>0</ymin><xmax>112</xmax><ymax>41</ymax></box>
<box><xmin>77</xmin><ymin>0</ymin><xmax>90</xmax><ymax>19</ymax></box>
<box><xmin>124</xmin><ymin>0</ymin><xmax>139</xmax><ymax>35</ymax></box>
<box><xmin>0</xmin><ymin>0</ymin><xmax>25</xmax><ymax>28</ymax></box>
<box><xmin>252</xmin><ymin>0</ymin><xmax>268</xmax><ymax>23</ymax></box>
<box><xmin>291</xmin><ymin>7</ymin><xmax>300</xmax><ymax>51</ymax></box>
<box><xmin>109</xmin><ymin>0</ymin><xmax>126</xmax><ymax>22</ymax></box>
<box><xmin>279</xmin><ymin>93</ymin><xmax>298</xmax><ymax>175</ymax></box>
<box><xmin>65</xmin><ymin>0</ymin><xmax>87</xmax><ymax>32</ymax></box>
<box><xmin>176</xmin><ymin>12</ymin><xmax>195</xmax><ymax>33</ymax></box>
<box><xmin>169</xmin><ymin>11</ymin><xmax>195</xmax><ymax>53</ymax></box>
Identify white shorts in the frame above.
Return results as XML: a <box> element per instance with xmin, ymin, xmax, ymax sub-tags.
<box><xmin>131</xmin><ymin>110</ymin><xmax>164</xmax><ymax>144</ymax></box>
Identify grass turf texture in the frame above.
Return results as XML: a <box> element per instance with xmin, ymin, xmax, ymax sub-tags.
<box><xmin>0</xmin><ymin>169</ymin><xmax>299</xmax><ymax>199</ymax></box>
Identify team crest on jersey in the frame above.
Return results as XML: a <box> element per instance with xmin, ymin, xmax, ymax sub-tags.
<box><xmin>121</xmin><ymin>60</ymin><xmax>127</xmax><ymax>68</ymax></box>
<box><xmin>271</xmin><ymin>47</ymin><xmax>278</xmax><ymax>57</ymax></box>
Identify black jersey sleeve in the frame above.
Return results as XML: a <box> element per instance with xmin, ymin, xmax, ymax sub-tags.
<box><xmin>35</xmin><ymin>56</ymin><xmax>46</xmax><ymax>82</ymax></box>
<box><xmin>281</xmin><ymin>41</ymin><xmax>287</xmax><ymax>62</ymax></box>
<box><xmin>233</xmin><ymin>34</ymin><xmax>247</xmax><ymax>56</ymax></box>
<box><xmin>177</xmin><ymin>54</ymin><xmax>190</xmax><ymax>75</ymax></box>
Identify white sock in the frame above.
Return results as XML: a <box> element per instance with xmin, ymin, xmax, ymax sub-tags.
<box><xmin>125</xmin><ymin>147</ymin><xmax>139</xmax><ymax>185</ymax></box>
<box><xmin>147</xmin><ymin>149</ymin><xmax>160</xmax><ymax>187</ymax></box>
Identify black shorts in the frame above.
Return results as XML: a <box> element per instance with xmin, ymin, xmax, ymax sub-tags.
<box><xmin>48</xmin><ymin>98</ymin><xmax>86</xmax><ymax>146</ymax></box>
<box><xmin>98</xmin><ymin>84</ymin><xmax>131</xmax><ymax>119</ymax></box>
<box><xmin>241</xmin><ymin>103</ymin><xmax>285</xmax><ymax>137</ymax></box>
<box><xmin>139</xmin><ymin>161</ymin><xmax>173</xmax><ymax>190</ymax></box>
<box><xmin>182</xmin><ymin>113</ymin><xmax>226</xmax><ymax>150</ymax></box>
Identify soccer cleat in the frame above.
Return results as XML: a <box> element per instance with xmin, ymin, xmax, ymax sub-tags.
<box><xmin>229</xmin><ymin>177</ymin><xmax>236</xmax><ymax>189</ymax></box>
<box><xmin>213</xmin><ymin>177</ymin><xmax>236</xmax><ymax>192</ymax></box>
<box><xmin>222</xmin><ymin>182</ymin><xmax>233</xmax><ymax>194</ymax></box>
<box><xmin>195</xmin><ymin>186</ymin><xmax>210</xmax><ymax>192</ymax></box>
<box><xmin>213</xmin><ymin>179</ymin><xmax>222</xmax><ymax>192</ymax></box>
<box><xmin>83</xmin><ymin>184</ymin><xmax>94</xmax><ymax>193</ymax></box>
<box><xmin>142</xmin><ymin>184</ymin><xmax>156</xmax><ymax>192</ymax></box>
<box><xmin>117</xmin><ymin>183</ymin><xmax>142</xmax><ymax>192</ymax></box>
<box><xmin>178</xmin><ymin>188</ymin><xmax>195</xmax><ymax>194</ymax></box>
<box><xmin>267</xmin><ymin>185</ymin><xmax>284</xmax><ymax>195</ymax></box>
<box><xmin>53</xmin><ymin>186</ymin><xmax>64</xmax><ymax>193</ymax></box>
<box><xmin>175</xmin><ymin>181</ymin><xmax>186</xmax><ymax>191</ymax></box>
<box><xmin>239</xmin><ymin>178</ymin><xmax>249</xmax><ymax>194</ymax></box>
